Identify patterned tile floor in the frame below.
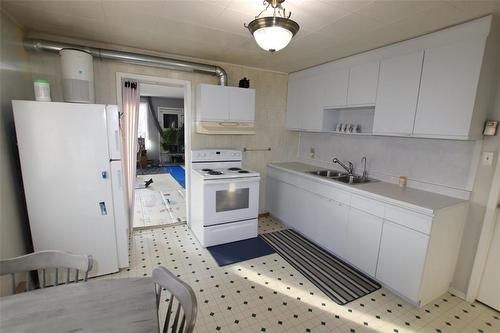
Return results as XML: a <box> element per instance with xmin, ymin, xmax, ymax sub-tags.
<box><xmin>102</xmin><ymin>217</ymin><xmax>500</xmax><ymax>333</ymax></box>
<box><xmin>133</xmin><ymin>174</ymin><xmax>186</xmax><ymax>228</ymax></box>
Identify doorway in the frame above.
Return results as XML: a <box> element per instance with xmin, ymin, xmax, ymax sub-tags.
<box><xmin>477</xmin><ymin>208</ymin><xmax>500</xmax><ymax>310</ymax></box>
<box><xmin>467</xmin><ymin>151</ymin><xmax>500</xmax><ymax>311</ymax></box>
<box><xmin>116</xmin><ymin>73</ymin><xmax>192</xmax><ymax>231</ymax></box>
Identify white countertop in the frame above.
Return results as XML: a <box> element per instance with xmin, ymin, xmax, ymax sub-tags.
<box><xmin>268</xmin><ymin>162</ymin><xmax>466</xmax><ymax>214</ymax></box>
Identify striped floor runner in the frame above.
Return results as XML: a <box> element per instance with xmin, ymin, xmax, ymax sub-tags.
<box><xmin>261</xmin><ymin>229</ymin><xmax>381</xmax><ymax>305</ymax></box>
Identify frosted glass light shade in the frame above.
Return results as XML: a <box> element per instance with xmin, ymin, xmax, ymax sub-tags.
<box><xmin>253</xmin><ymin>26</ymin><xmax>293</xmax><ymax>52</ymax></box>
<box><xmin>246</xmin><ymin>16</ymin><xmax>299</xmax><ymax>53</ymax></box>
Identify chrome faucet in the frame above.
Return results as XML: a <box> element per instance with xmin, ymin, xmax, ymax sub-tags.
<box><xmin>361</xmin><ymin>156</ymin><xmax>368</xmax><ymax>180</ymax></box>
<box><xmin>332</xmin><ymin>157</ymin><xmax>354</xmax><ymax>175</ymax></box>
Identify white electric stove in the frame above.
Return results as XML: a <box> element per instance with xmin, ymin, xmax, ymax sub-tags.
<box><xmin>190</xmin><ymin>149</ymin><xmax>260</xmax><ymax>247</ymax></box>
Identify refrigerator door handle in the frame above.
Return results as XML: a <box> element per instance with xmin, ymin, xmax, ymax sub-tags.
<box><xmin>116</xmin><ymin>169</ymin><xmax>122</xmax><ymax>188</ymax></box>
<box><xmin>99</xmin><ymin>202</ymin><xmax>108</xmax><ymax>215</ymax></box>
<box><xmin>114</xmin><ymin>130</ymin><xmax>120</xmax><ymax>152</ymax></box>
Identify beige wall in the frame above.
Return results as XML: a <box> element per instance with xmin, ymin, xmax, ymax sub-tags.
<box><xmin>0</xmin><ymin>10</ymin><xmax>33</xmax><ymax>294</ymax></box>
<box><xmin>28</xmin><ymin>32</ymin><xmax>299</xmax><ymax>213</ymax></box>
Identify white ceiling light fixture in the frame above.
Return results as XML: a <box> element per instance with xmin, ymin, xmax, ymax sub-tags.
<box><xmin>245</xmin><ymin>0</ymin><xmax>300</xmax><ymax>53</ymax></box>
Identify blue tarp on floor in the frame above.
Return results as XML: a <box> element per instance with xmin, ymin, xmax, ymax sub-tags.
<box><xmin>165</xmin><ymin>165</ymin><xmax>185</xmax><ymax>188</ymax></box>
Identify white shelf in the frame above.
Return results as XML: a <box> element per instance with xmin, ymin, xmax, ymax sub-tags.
<box><xmin>327</xmin><ymin>131</ymin><xmax>372</xmax><ymax>136</ymax></box>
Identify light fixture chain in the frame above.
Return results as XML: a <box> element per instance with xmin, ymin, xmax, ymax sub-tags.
<box><xmin>255</xmin><ymin>2</ymin><xmax>271</xmax><ymax>19</ymax></box>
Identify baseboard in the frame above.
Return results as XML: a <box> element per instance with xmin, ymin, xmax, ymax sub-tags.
<box><xmin>258</xmin><ymin>212</ymin><xmax>270</xmax><ymax>218</ymax></box>
<box><xmin>448</xmin><ymin>286</ymin><xmax>467</xmax><ymax>301</ymax></box>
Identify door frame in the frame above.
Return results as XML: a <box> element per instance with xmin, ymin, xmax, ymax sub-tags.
<box><xmin>466</xmin><ymin>151</ymin><xmax>500</xmax><ymax>302</ymax></box>
<box><xmin>115</xmin><ymin>72</ymin><xmax>193</xmax><ymax>228</ymax></box>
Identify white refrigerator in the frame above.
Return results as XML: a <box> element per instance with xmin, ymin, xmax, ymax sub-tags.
<box><xmin>13</xmin><ymin>100</ymin><xmax>129</xmax><ymax>276</ymax></box>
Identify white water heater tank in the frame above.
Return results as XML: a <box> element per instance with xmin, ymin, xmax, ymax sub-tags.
<box><xmin>60</xmin><ymin>49</ymin><xmax>95</xmax><ymax>103</ymax></box>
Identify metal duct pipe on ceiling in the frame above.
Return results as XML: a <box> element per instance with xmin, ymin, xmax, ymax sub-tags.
<box><xmin>23</xmin><ymin>38</ymin><xmax>228</xmax><ymax>86</ymax></box>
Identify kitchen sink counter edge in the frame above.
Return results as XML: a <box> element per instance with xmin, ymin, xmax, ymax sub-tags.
<box><xmin>268</xmin><ymin>161</ymin><xmax>467</xmax><ymax>216</ymax></box>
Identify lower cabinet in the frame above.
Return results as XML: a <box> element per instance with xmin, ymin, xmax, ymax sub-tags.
<box><xmin>376</xmin><ymin>221</ymin><xmax>429</xmax><ymax>302</ymax></box>
<box><xmin>268</xmin><ymin>177</ymin><xmax>349</xmax><ymax>257</ymax></box>
<box><xmin>267</xmin><ymin>177</ymin><xmax>303</xmax><ymax>231</ymax></box>
<box><xmin>346</xmin><ymin>208</ymin><xmax>383</xmax><ymax>276</ymax></box>
<box><xmin>301</xmin><ymin>190</ymin><xmax>349</xmax><ymax>259</ymax></box>
<box><xmin>316</xmin><ymin>199</ymin><xmax>349</xmax><ymax>259</ymax></box>
<box><xmin>267</xmin><ymin>166</ymin><xmax>466</xmax><ymax>306</ymax></box>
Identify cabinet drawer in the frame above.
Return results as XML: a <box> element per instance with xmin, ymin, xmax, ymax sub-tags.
<box><xmin>350</xmin><ymin>194</ymin><xmax>385</xmax><ymax>217</ymax></box>
<box><xmin>303</xmin><ymin>180</ymin><xmax>351</xmax><ymax>206</ymax></box>
<box><xmin>385</xmin><ymin>205</ymin><xmax>432</xmax><ymax>234</ymax></box>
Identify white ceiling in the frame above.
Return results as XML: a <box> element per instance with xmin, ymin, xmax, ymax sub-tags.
<box><xmin>140</xmin><ymin>83</ymin><xmax>184</xmax><ymax>98</ymax></box>
<box><xmin>2</xmin><ymin>0</ymin><xmax>500</xmax><ymax>73</ymax></box>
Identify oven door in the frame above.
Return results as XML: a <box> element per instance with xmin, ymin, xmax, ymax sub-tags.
<box><xmin>203</xmin><ymin>177</ymin><xmax>259</xmax><ymax>226</ymax></box>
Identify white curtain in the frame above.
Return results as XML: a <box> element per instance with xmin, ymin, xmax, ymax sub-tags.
<box><xmin>121</xmin><ymin>80</ymin><xmax>140</xmax><ymax>217</ymax></box>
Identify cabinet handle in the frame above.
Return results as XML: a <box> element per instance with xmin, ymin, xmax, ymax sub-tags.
<box><xmin>218</xmin><ymin>122</ymin><xmax>239</xmax><ymax>126</ymax></box>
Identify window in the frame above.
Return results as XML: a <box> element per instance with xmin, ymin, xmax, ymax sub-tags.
<box><xmin>138</xmin><ymin>102</ymin><xmax>151</xmax><ymax>149</ymax></box>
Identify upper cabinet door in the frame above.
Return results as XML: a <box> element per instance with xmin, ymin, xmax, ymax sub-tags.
<box><xmin>301</xmin><ymin>74</ymin><xmax>325</xmax><ymax>131</ymax></box>
<box><xmin>197</xmin><ymin>84</ymin><xmax>229</xmax><ymax>121</ymax></box>
<box><xmin>323</xmin><ymin>67</ymin><xmax>349</xmax><ymax>108</ymax></box>
<box><xmin>285</xmin><ymin>76</ymin><xmax>304</xmax><ymax>130</ymax></box>
<box><xmin>347</xmin><ymin>61</ymin><xmax>380</xmax><ymax>106</ymax></box>
<box><xmin>229</xmin><ymin>87</ymin><xmax>255</xmax><ymax>122</ymax></box>
<box><xmin>373</xmin><ymin>51</ymin><xmax>424</xmax><ymax>136</ymax></box>
<box><xmin>413</xmin><ymin>38</ymin><xmax>486</xmax><ymax>138</ymax></box>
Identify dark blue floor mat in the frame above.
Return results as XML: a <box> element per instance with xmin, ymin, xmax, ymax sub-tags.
<box><xmin>207</xmin><ymin>236</ymin><xmax>275</xmax><ymax>267</ymax></box>
<box><xmin>165</xmin><ymin>165</ymin><xmax>185</xmax><ymax>188</ymax></box>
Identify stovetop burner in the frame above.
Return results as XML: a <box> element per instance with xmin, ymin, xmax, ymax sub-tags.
<box><xmin>207</xmin><ymin>170</ymin><xmax>223</xmax><ymax>175</ymax></box>
<box><xmin>228</xmin><ymin>167</ymin><xmax>242</xmax><ymax>171</ymax></box>
<box><xmin>238</xmin><ymin>170</ymin><xmax>249</xmax><ymax>173</ymax></box>
<box><xmin>202</xmin><ymin>168</ymin><xmax>213</xmax><ymax>172</ymax></box>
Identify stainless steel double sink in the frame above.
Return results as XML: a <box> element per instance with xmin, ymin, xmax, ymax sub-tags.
<box><xmin>307</xmin><ymin>169</ymin><xmax>377</xmax><ymax>185</ymax></box>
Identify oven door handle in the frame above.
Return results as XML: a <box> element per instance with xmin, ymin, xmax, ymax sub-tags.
<box><xmin>204</xmin><ymin>177</ymin><xmax>260</xmax><ymax>185</ymax></box>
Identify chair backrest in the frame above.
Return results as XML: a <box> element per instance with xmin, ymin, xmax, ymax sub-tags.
<box><xmin>152</xmin><ymin>266</ymin><xmax>197</xmax><ymax>333</ymax></box>
<box><xmin>0</xmin><ymin>250</ymin><xmax>93</xmax><ymax>295</ymax></box>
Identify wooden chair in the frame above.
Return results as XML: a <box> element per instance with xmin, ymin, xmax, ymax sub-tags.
<box><xmin>152</xmin><ymin>266</ymin><xmax>197</xmax><ymax>333</ymax></box>
<box><xmin>0</xmin><ymin>250</ymin><xmax>93</xmax><ymax>295</ymax></box>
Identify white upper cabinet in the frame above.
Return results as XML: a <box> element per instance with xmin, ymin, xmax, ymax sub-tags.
<box><xmin>197</xmin><ymin>84</ymin><xmax>229</xmax><ymax>121</ymax></box>
<box><xmin>413</xmin><ymin>38</ymin><xmax>487</xmax><ymax>139</ymax></box>
<box><xmin>347</xmin><ymin>61</ymin><xmax>380</xmax><ymax>106</ymax></box>
<box><xmin>286</xmin><ymin>73</ymin><xmax>324</xmax><ymax>131</ymax></box>
<box><xmin>323</xmin><ymin>67</ymin><xmax>349</xmax><ymax>108</ymax></box>
<box><xmin>228</xmin><ymin>87</ymin><xmax>255</xmax><ymax>122</ymax></box>
<box><xmin>301</xmin><ymin>74</ymin><xmax>325</xmax><ymax>131</ymax></box>
<box><xmin>197</xmin><ymin>84</ymin><xmax>255</xmax><ymax>122</ymax></box>
<box><xmin>285</xmin><ymin>75</ymin><xmax>304</xmax><ymax>130</ymax></box>
<box><xmin>373</xmin><ymin>51</ymin><xmax>424</xmax><ymax>136</ymax></box>
<box><xmin>284</xmin><ymin>16</ymin><xmax>494</xmax><ymax>139</ymax></box>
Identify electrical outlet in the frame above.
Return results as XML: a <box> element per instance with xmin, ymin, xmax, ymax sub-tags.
<box><xmin>482</xmin><ymin>151</ymin><xmax>494</xmax><ymax>166</ymax></box>
<box><xmin>310</xmin><ymin>147</ymin><xmax>315</xmax><ymax>159</ymax></box>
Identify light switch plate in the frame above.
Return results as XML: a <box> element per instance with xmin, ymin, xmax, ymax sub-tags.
<box><xmin>482</xmin><ymin>151</ymin><xmax>494</xmax><ymax>166</ymax></box>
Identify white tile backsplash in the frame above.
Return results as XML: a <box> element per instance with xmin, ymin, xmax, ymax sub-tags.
<box><xmin>298</xmin><ymin>132</ymin><xmax>479</xmax><ymax>198</ymax></box>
